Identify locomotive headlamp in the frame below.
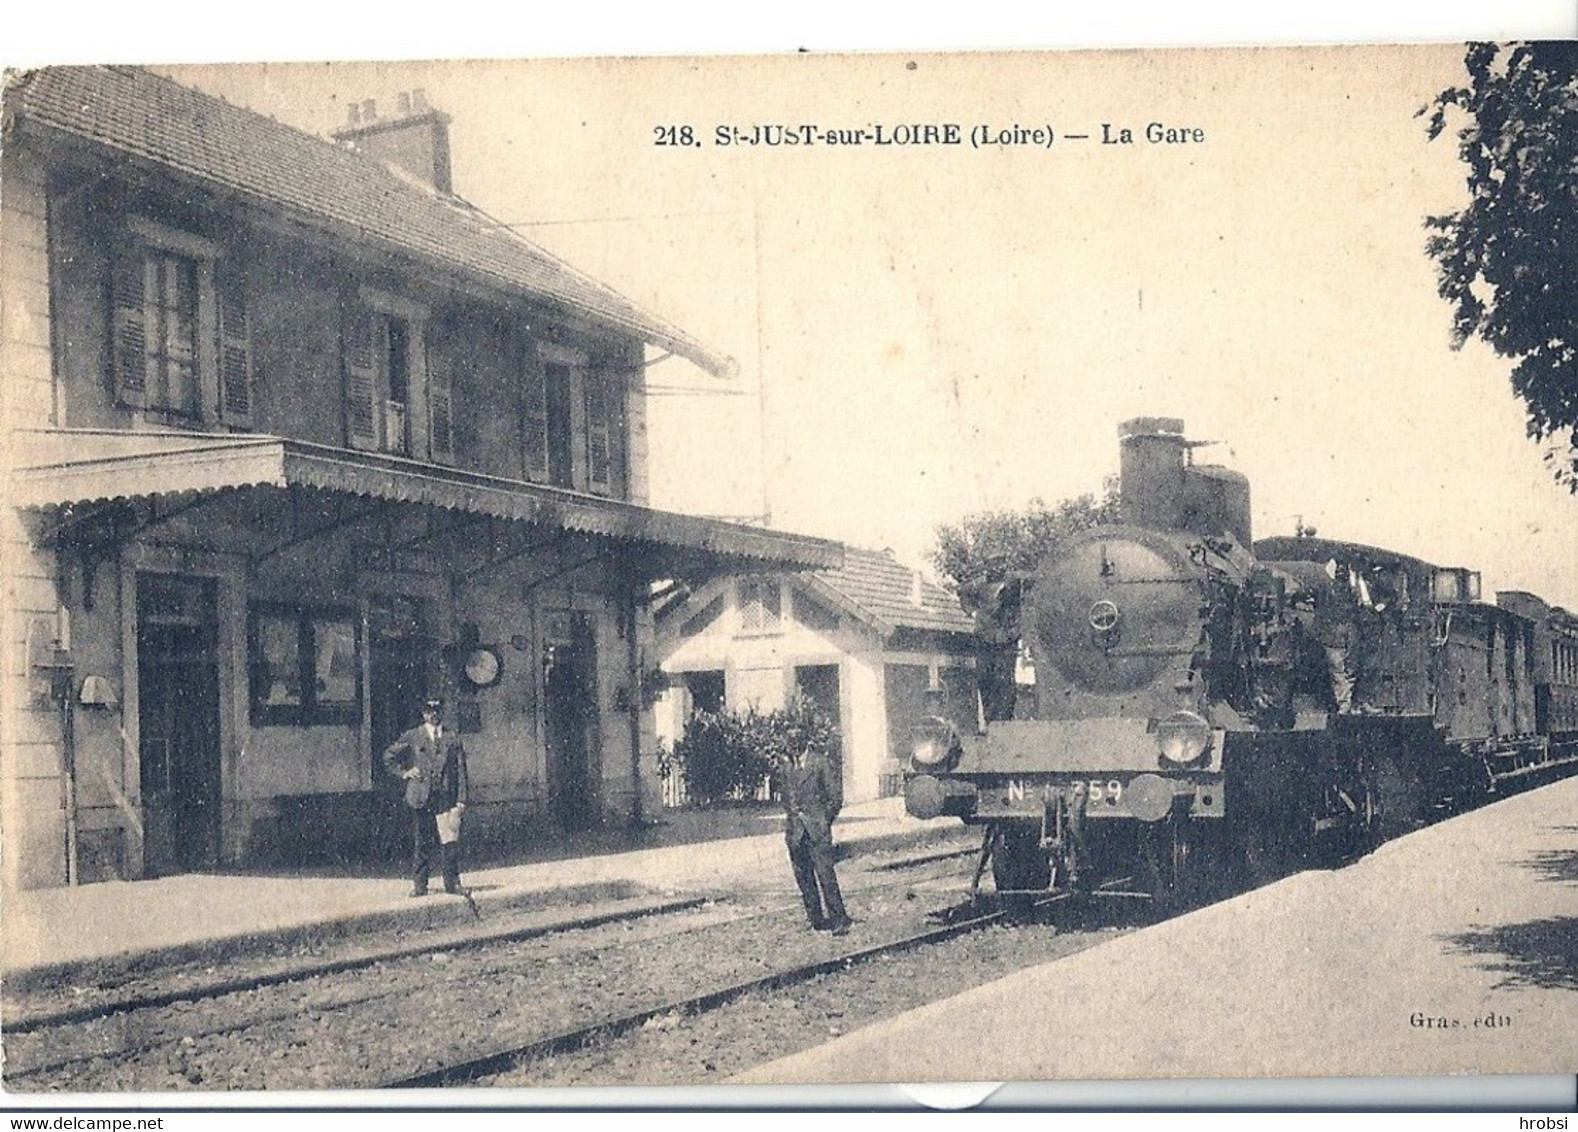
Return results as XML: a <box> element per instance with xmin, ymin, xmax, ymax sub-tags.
<box><xmin>1155</xmin><ymin>710</ymin><xmax>1213</xmax><ymax>767</ymax></box>
<box><xmin>910</xmin><ymin>715</ymin><xmax>959</xmax><ymax>771</ymax></box>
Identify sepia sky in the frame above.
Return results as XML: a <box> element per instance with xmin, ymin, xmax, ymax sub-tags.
<box><xmin>158</xmin><ymin>43</ymin><xmax>1578</xmax><ymax>608</ymax></box>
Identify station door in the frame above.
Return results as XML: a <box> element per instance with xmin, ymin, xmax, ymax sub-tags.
<box><xmin>137</xmin><ymin>573</ymin><xmax>221</xmax><ymax>876</ymax></box>
<box><xmin>544</xmin><ymin>611</ymin><xmax>599</xmax><ymax>831</ymax></box>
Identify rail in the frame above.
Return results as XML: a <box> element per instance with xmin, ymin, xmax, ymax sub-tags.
<box><xmin>378</xmin><ymin>891</ymin><xmax>1064</xmax><ymax>1089</ymax></box>
<box><xmin>2</xmin><ymin>847</ymin><xmax>981</xmax><ymax>1089</ymax></box>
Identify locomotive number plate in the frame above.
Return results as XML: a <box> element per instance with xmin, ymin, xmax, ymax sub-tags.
<box><xmin>1005</xmin><ymin>779</ymin><xmax>1124</xmax><ymax>806</ymax></box>
<box><xmin>994</xmin><ymin>775</ymin><xmax>1225</xmax><ymax>819</ymax></box>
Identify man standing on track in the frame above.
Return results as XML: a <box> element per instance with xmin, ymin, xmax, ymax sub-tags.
<box><xmin>383</xmin><ymin>697</ymin><xmax>470</xmax><ymax>897</ymax></box>
<box><xmin>775</xmin><ymin>733</ymin><xmax>852</xmax><ymax>936</ymax></box>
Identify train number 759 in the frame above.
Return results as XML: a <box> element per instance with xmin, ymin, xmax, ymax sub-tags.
<box><xmin>1076</xmin><ymin>779</ymin><xmax>1124</xmax><ymax>804</ymax></box>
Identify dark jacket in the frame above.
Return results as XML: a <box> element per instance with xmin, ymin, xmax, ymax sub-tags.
<box><xmin>382</xmin><ymin>724</ymin><xmax>469</xmax><ymax>812</ymax></box>
<box><xmin>1312</xmin><ymin>567</ymin><xmax>1364</xmax><ymax>650</ymax></box>
<box><xmin>775</xmin><ymin>748</ymin><xmax>842</xmax><ymax>845</ymax></box>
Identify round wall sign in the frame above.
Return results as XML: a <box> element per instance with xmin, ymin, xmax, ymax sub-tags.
<box><xmin>463</xmin><ymin>647</ymin><xmax>503</xmax><ymax>688</ymax></box>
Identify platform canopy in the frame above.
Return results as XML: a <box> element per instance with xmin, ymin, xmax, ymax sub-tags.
<box><xmin>11</xmin><ymin>428</ymin><xmax>842</xmax><ymax>576</ymax></box>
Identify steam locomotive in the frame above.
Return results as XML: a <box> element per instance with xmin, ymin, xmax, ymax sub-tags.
<box><xmin>905</xmin><ymin>417</ymin><xmax>1578</xmax><ymax>908</ymax></box>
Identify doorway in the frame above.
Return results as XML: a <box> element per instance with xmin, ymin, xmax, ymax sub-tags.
<box><xmin>683</xmin><ymin>669</ymin><xmax>725</xmax><ymax>717</ymax></box>
<box><xmin>137</xmin><ymin>573</ymin><xmax>221</xmax><ymax>876</ymax></box>
<box><xmin>794</xmin><ymin>663</ymin><xmax>844</xmax><ymax>785</ymax></box>
<box><xmin>544</xmin><ymin>611</ymin><xmax>598</xmax><ymax>830</ymax></box>
<box><xmin>368</xmin><ymin>595</ymin><xmax>430</xmax><ymax>860</ymax></box>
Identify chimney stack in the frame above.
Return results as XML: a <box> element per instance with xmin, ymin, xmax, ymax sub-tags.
<box><xmin>333</xmin><ymin>90</ymin><xmax>452</xmax><ymax>194</ymax></box>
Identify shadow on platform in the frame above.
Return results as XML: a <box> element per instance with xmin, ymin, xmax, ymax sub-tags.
<box><xmin>1446</xmin><ymin>915</ymin><xmax>1578</xmax><ymax>992</ymax></box>
<box><xmin>1515</xmin><ymin>826</ymin><xmax>1578</xmax><ymax>885</ymax></box>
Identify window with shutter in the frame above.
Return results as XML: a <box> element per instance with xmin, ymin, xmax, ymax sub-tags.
<box><xmin>522</xmin><ymin>357</ymin><xmax>549</xmax><ymax>482</ymax></box>
<box><xmin>346</xmin><ymin>290</ymin><xmax>434</xmax><ymax>458</ymax></box>
<box><xmin>585</xmin><ymin>366</ymin><xmax>613</xmax><ymax>494</ymax></box>
<box><xmin>426</xmin><ymin>339</ymin><xmax>455</xmax><ymax>464</ymax></box>
<box><xmin>545</xmin><ymin>363</ymin><xmax>575</xmax><ymax>488</ymax></box>
<box><xmin>216</xmin><ymin>264</ymin><xmax>253</xmax><ymax>426</ymax></box>
<box><xmin>111</xmin><ymin>252</ymin><xmax>152</xmax><ymax>407</ymax></box>
<box><xmin>343</xmin><ymin>308</ymin><xmax>380</xmax><ymax>450</ymax></box>
<box><xmin>112</xmin><ymin>248</ymin><xmax>198</xmax><ymax>415</ymax></box>
<box><xmin>156</xmin><ymin>256</ymin><xmax>198</xmax><ymax>415</ymax></box>
<box><xmin>111</xmin><ymin>221</ymin><xmax>236</xmax><ymax>423</ymax></box>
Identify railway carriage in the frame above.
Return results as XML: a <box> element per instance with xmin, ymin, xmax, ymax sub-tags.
<box><xmin>906</xmin><ymin>417</ymin><xmax>1578</xmax><ymax>909</ymax></box>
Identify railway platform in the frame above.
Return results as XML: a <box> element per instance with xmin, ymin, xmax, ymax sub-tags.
<box><xmin>1</xmin><ymin>796</ymin><xmax>955</xmax><ymax>988</ymax></box>
<box><xmin>735</xmin><ymin>776</ymin><xmax>1578</xmax><ymax>1084</ymax></box>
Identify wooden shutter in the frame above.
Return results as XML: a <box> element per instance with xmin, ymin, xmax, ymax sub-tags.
<box><xmin>608</xmin><ymin>365</ymin><xmax>628</xmax><ymax>495</ymax></box>
<box><xmin>111</xmin><ymin>251</ymin><xmax>152</xmax><ymax>407</ymax></box>
<box><xmin>426</xmin><ymin>338</ymin><xmax>455</xmax><ymax>464</ymax></box>
<box><xmin>522</xmin><ymin>356</ymin><xmax>549</xmax><ymax>482</ymax></box>
<box><xmin>585</xmin><ymin>365</ymin><xmax>613</xmax><ymax>495</ymax></box>
<box><xmin>216</xmin><ymin>263</ymin><xmax>253</xmax><ymax>426</ymax></box>
<box><xmin>343</xmin><ymin>307</ymin><xmax>380</xmax><ymax>450</ymax></box>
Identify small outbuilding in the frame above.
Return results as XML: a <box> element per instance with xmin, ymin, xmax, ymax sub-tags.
<box><xmin>653</xmin><ymin>547</ymin><xmax>979</xmax><ymax>803</ymax></box>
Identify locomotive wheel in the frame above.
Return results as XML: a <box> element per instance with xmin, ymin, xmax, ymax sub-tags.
<box><xmin>1355</xmin><ymin>776</ymin><xmax>1384</xmax><ymax>858</ymax></box>
<box><xmin>1237</xmin><ymin>814</ymin><xmax>1292</xmax><ymax>887</ymax></box>
<box><xmin>1141</xmin><ymin>813</ymin><xmax>1223</xmax><ymax>918</ymax></box>
<box><xmin>990</xmin><ymin>823</ymin><xmax>1051</xmax><ymax>916</ymax></box>
<box><xmin>1369</xmin><ymin>752</ymin><xmax>1422</xmax><ymax>843</ymax></box>
<box><xmin>1140</xmin><ymin>815</ymin><xmax>1189</xmax><ymax>918</ymax></box>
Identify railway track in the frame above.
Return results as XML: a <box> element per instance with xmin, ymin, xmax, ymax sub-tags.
<box><xmin>4</xmin><ymin>843</ymin><xmax>975</xmax><ymax>1038</ymax></box>
<box><xmin>1</xmin><ymin>893</ymin><xmax>710</xmax><ymax>1037</ymax></box>
<box><xmin>380</xmin><ymin>890</ymin><xmax>1066</xmax><ymax>1089</ymax></box>
<box><xmin>3</xmin><ymin>848</ymin><xmax>983</xmax><ymax>1091</ymax></box>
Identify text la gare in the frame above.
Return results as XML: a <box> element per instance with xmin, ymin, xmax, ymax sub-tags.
<box><xmin>1103</xmin><ymin>122</ymin><xmax>1206</xmax><ymax>144</ymax></box>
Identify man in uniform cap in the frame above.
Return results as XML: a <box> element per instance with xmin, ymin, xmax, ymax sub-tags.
<box><xmin>774</xmin><ymin>738</ymin><xmax>851</xmax><ymax>935</ymax></box>
<box><xmin>382</xmin><ymin>697</ymin><xmax>470</xmax><ymax>896</ymax></box>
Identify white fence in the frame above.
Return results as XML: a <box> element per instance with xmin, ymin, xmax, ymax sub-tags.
<box><xmin>659</xmin><ymin>769</ymin><xmax>774</xmax><ymax>809</ymax></box>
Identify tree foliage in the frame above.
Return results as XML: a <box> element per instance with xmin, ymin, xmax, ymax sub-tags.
<box><xmin>1425</xmin><ymin>42</ymin><xmax>1578</xmax><ymax>489</ymax></box>
<box><xmin>929</xmin><ymin>488</ymin><xmax>1121</xmax><ymax>722</ymax></box>
<box><xmin>929</xmin><ymin>487</ymin><xmax>1121</xmax><ymax>592</ymax></box>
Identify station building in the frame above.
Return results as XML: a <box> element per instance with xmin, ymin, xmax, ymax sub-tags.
<box><xmin>1</xmin><ymin>66</ymin><xmax>838</xmax><ymax>889</ymax></box>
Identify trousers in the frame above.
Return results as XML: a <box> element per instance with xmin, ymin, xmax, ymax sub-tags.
<box><xmin>787</xmin><ymin>829</ymin><xmax>847</xmax><ymax>928</ymax></box>
<box><xmin>1324</xmin><ymin>645</ymin><xmax>1357</xmax><ymax>713</ymax></box>
<box><xmin>411</xmin><ymin>809</ymin><xmax>462</xmax><ymax>893</ymax></box>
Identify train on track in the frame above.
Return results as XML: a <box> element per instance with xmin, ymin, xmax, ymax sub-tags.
<box><xmin>905</xmin><ymin>417</ymin><xmax>1578</xmax><ymax>909</ymax></box>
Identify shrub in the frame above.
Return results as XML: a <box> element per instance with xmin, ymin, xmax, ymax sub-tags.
<box><xmin>669</xmin><ymin>696</ymin><xmax>839</xmax><ymax>806</ymax></box>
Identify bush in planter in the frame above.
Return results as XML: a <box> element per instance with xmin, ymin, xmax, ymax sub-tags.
<box><xmin>670</xmin><ymin>696</ymin><xmax>840</xmax><ymax>806</ymax></box>
<box><xmin>669</xmin><ymin>709</ymin><xmax>762</xmax><ymax>805</ymax></box>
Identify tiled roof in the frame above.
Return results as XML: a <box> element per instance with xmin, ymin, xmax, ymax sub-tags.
<box><xmin>816</xmin><ymin>547</ymin><xmax>974</xmax><ymax>636</ymax></box>
<box><xmin>7</xmin><ymin>65</ymin><xmax>733</xmax><ymax>377</ymax></box>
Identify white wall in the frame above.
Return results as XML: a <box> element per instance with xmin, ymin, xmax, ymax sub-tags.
<box><xmin>656</xmin><ymin>575</ymin><xmax>898</xmax><ymax>802</ymax></box>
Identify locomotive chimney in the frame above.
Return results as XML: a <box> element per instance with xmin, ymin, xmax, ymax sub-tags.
<box><xmin>1119</xmin><ymin>416</ymin><xmax>1253</xmax><ymax>546</ymax></box>
<box><xmin>1119</xmin><ymin>416</ymin><xmax>1189</xmax><ymax>531</ymax></box>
